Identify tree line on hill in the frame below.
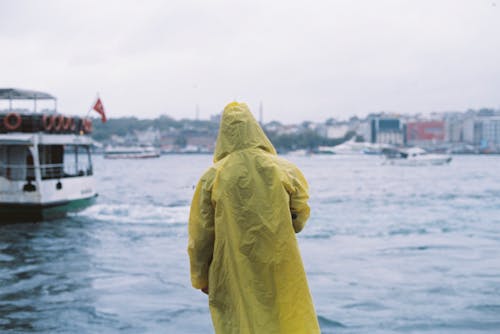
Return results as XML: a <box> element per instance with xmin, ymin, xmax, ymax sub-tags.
<box><xmin>91</xmin><ymin>116</ymin><xmax>218</xmax><ymax>141</ymax></box>
<box><xmin>265</xmin><ymin>130</ymin><xmax>355</xmax><ymax>151</ymax></box>
<box><xmin>90</xmin><ymin>116</ymin><xmax>355</xmax><ymax>151</ymax></box>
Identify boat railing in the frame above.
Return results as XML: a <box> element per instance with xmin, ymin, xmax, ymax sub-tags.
<box><xmin>39</xmin><ymin>163</ymin><xmax>65</xmax><ymax>179</ymax></box>
<box><xmin>0</xmin><ymin>163</ymin><xmax>36</xmax><ymax>181</ymax></box>
<box><xmin>0</xmin><ymin>162</ymin><xmax>91</xmax><ymax>181</ymax></box>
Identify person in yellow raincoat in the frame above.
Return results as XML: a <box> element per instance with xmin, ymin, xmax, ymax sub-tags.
<box><xmin>188</xmin><ymin>102</ymin><xmax>320</xmax><ymax>334</ymax></box>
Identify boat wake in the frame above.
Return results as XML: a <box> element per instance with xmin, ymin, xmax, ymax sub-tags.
<box><xmin>77</xmin><ymin>203</ymin><xmax>190</xmax><ymax>225</ymax></box>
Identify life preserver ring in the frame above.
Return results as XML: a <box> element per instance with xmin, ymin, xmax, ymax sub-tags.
<box><xmin>3</xmin><ymin>113</ymin><xmax>22</xmax><ymax>131</ymax></box>
<box><xmin>54</xmin><ymin>115</ymin><xmax>64</xmax><ymax>131</ymax></box>
<box><xmin>83</xmin><ymin>118</ymin><xmax>92</xmax><ymax>133</ymax></box>
<box><xmin>42</xmin><ymin>114</ymin><xmax>55</xmax><ymax>131</ymax></box>
<box><xmin>63</xmin><ymin>116</ymin><xmax>72</xmax><ymax>131</ymax></box>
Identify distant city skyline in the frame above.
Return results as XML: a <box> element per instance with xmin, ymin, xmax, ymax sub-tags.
<box><xmin>1</xmin><ymin>0</ymin><xmax>499</xmax><ymax>123</ymax></box>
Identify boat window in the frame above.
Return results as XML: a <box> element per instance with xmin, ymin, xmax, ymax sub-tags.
<box><xmin>39</xmin><ymin>145</ymin><xmax>64</xmax><ymax>179</ymax></box>
<box><xmin>38</xmin><ymin>144</ymin><xmax>93</xmax><ymax>179</ymax></box>
<box><xmin>63</xmin><ymin>145</ymin><xmax>78</xmax><ymax>177</ymax></box>
<box><xmin>0</xmin><ymin>145</ymin><xmax>33</xmax><ymax>181</ymax></box>
<box><xmin>77</xmin><ymin>145</ymin><xmax>93</xmax><ymax>176</ymax></box>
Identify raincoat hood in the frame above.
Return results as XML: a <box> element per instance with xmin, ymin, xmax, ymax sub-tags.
<box><xmin>213</xmin><ymin>102</ymin><xmax>277</xmax><ymax>162</ymax></box>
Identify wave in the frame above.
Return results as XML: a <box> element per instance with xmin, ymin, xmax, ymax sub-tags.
<box><xmin>318</xmin><ymin>315</ymin><xmax>347</xmax><ymax>328</ymax></box>
<box><xmin>78</xmin><ymin>204</ymin><xmax>190</xmax><ymax>225</ymax></box>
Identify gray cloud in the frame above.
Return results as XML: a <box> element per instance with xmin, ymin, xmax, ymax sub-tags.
<box><xmin>0</xmin><ymin>0</ymin><xmax>499</xmax><ymax>123</ymax></box>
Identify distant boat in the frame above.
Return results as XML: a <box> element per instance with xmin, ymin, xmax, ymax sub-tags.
<box><xmin>104</xmin><ymin>146</ymin><xmax>160</xmax><ymax>159</ymax></box>
<box><xmin>319</xmin><ymin>138</ymin><xmax>390</xmax><ymax>155</ymax></box>
<box><xmin>383</xmin><ymin>147</ymin><xmax>452</xmax><ymax>166</ymax></box>
<box><xmin>0</xmin><ymin>88</ymin><xmax>97</xmax><ymax>222</ymax></box>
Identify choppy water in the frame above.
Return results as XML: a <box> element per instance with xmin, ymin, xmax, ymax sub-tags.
<box><xmin>1</xmin><ymin>154</ymin><xmax>500</xmax><ymax>333</ymax></box>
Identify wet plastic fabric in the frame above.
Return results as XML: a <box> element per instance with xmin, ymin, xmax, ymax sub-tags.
<box><xmin>188</xmin><ymin>102</ymin><xmax>320</xmax><ymax>334</ymax></box>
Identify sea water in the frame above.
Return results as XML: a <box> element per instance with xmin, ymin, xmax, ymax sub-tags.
<box><xmin>1</xmin><ymin>154</ymin><xmax>499</xmax><ymax>333</ymax></box>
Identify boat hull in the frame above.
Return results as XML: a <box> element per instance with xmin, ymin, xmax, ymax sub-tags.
<box><xmin>103</xmin><ymin>146</ymin><xmax>160</xmax><ymax>159</ymax></box>
<box><xmin>104</xmin><ymin>153</ymin><xmax>160</xmax><ymax>159</ymax></box>
<box><xmin>384</xmin><ymin>156</ymin><xmax>452</xmax><ymax>166</ymax></box>
<box><xmin>0</xmin><ymin>195</ymin><xmax>97</xmax><ymax>223</ymax></box>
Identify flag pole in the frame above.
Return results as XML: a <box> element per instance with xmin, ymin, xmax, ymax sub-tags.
<box><xmin>85</xmin><ymin>92</ymin><xmax>99</xmax><ymax>118</ymax></box>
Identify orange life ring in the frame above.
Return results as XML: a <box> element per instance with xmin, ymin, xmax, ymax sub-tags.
<box><xmin>63</xmin><ymin>116</ymin><xmax>72</xmax><ymax>131</ymax></box>
<box><xmin>3</xmin><ymin>112</ymin><xmax>22</xmax><ymax>131</ymax></box>
<box><xmin>54</xmin><ymin>115</ymin><xmax>64</xmax><ymax>131</ymax></box>
<box><xmin>42</xmin><ymin>114</ymin><xmax>54</xmax><ymax>131</ymax></box>
<box><xmin>83</xmin><ymin>118</ymin><xmax>93</xmax><ymax>133</ymax></box>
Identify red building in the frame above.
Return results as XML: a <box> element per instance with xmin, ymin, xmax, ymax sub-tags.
<box><xmin>406</xmin><ymin>120</ymin><xmax>445</xmax><ymax>144</ymax></box>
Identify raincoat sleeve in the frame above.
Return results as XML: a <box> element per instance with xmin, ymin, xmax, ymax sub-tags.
<box><xmin>188</xmin><ymin>169</ymin><xmax>215</xmax><ymax>290</ymax></box>
<box><xmin>287</xmin><ymin>166</ymin><xmax>311</xmax><ymax>233</ymax></box>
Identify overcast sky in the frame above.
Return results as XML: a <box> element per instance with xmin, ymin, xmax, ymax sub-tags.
<box><xmin>1</xmin><ymin>0</ymin><xmax>499</xmax><ymax>123</ymax></box>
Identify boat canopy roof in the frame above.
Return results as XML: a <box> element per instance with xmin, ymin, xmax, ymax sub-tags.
<box><xmin>0</xmin><ymin>133</ymin><xmax>34</xmax><ymax>145</ymax></box>
<box><xmin>0</xmin><ymin>88</ymin><xmax>55</xmax><ymax>100</ymax></box>
<box><xmin>0</xmin><ymin>133</ymin><xmax>94</xmax><ymax>145</ymax></box>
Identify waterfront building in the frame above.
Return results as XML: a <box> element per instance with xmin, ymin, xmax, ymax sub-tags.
<box><xmin>370</xmin><ymin>117</ymin><xmax>406</xmax><ymax>145</ymax></box>
<box><xmin>406</xmin><ymin>120</ymin><xmax>445</xmax><ymax>147</ymax></box>
<box><xmin>462</xmin><ymin>111</ymin><xmax>500</xmax><ymax>151</ymax></box>
<box><xmin>323</xmin><ymin>123</ymin><xmax>350</xmax><ymax>139</ymax></box>
<box><xmin>444</xmin><ymin>113</ymin><xmax>465</xmax><ymax>143</ymax></box>
<box><xmin>134</xmin><ymin>126</ymin><xmax>160</xmax><ymax>146</ymax></box>
<box><xmin>186</xmin><ymin>134</ymin><xmax>216</xmax><ymax>152</ymax></box>
<box><xmin>355</xmin><ymin>121</ymin><xmax>372</xmax><ymax>143</ymax></box>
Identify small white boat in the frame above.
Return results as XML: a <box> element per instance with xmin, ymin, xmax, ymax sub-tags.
<box><xmin>104</xmin><ymin>146</ymin><xmax>160</xmax><ymax>159</ymax></box>
<box><xmin>0</xmin><ymin>88</ymin><xmax>97</xmax><ymax>222</ymax></box>
<box><xmin>319</xmin><ymin>139</ymin><xmax>390</xmax><ymax>155</ymax></box>
<box><xmin>383</xmin><ymin>147</ymin><xmax>452</xmax><ymax>166</ymax></box>
<box><xmin>327</xmin><ymin>138</ymin><xmax>366</xmax><ymax>155</ymax></box>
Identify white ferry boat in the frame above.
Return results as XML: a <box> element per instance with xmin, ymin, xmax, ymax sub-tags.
<box><xmin>383</xmin><ymin>147</ymin><xmax>452</xmax><ymax>166</ymax></box>
<box><xmin>319</xmin><ymin>138</ymin><xmax>390</xmax><ymax>155</ymax></box>
<box><xmin>104</xmin><ymin>146</ymin><xmax>160</xmax><ymax>159</ymax></box>
<box><xmin>0</xmin><ymin>88</ymin><xmax>97</xmax><ymax>222</ymax></box>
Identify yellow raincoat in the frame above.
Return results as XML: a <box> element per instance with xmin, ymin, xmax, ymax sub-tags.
<box><xmin>188</xmin><ymin>102</ymin><xmax>320</xmax><ymax>334</ymax></box>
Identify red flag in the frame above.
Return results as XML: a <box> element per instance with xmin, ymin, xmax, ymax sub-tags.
<box><xmin>92</xmin><ymin>98</ymin><xmax>107</xmax><ymax>123</ymax></box>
